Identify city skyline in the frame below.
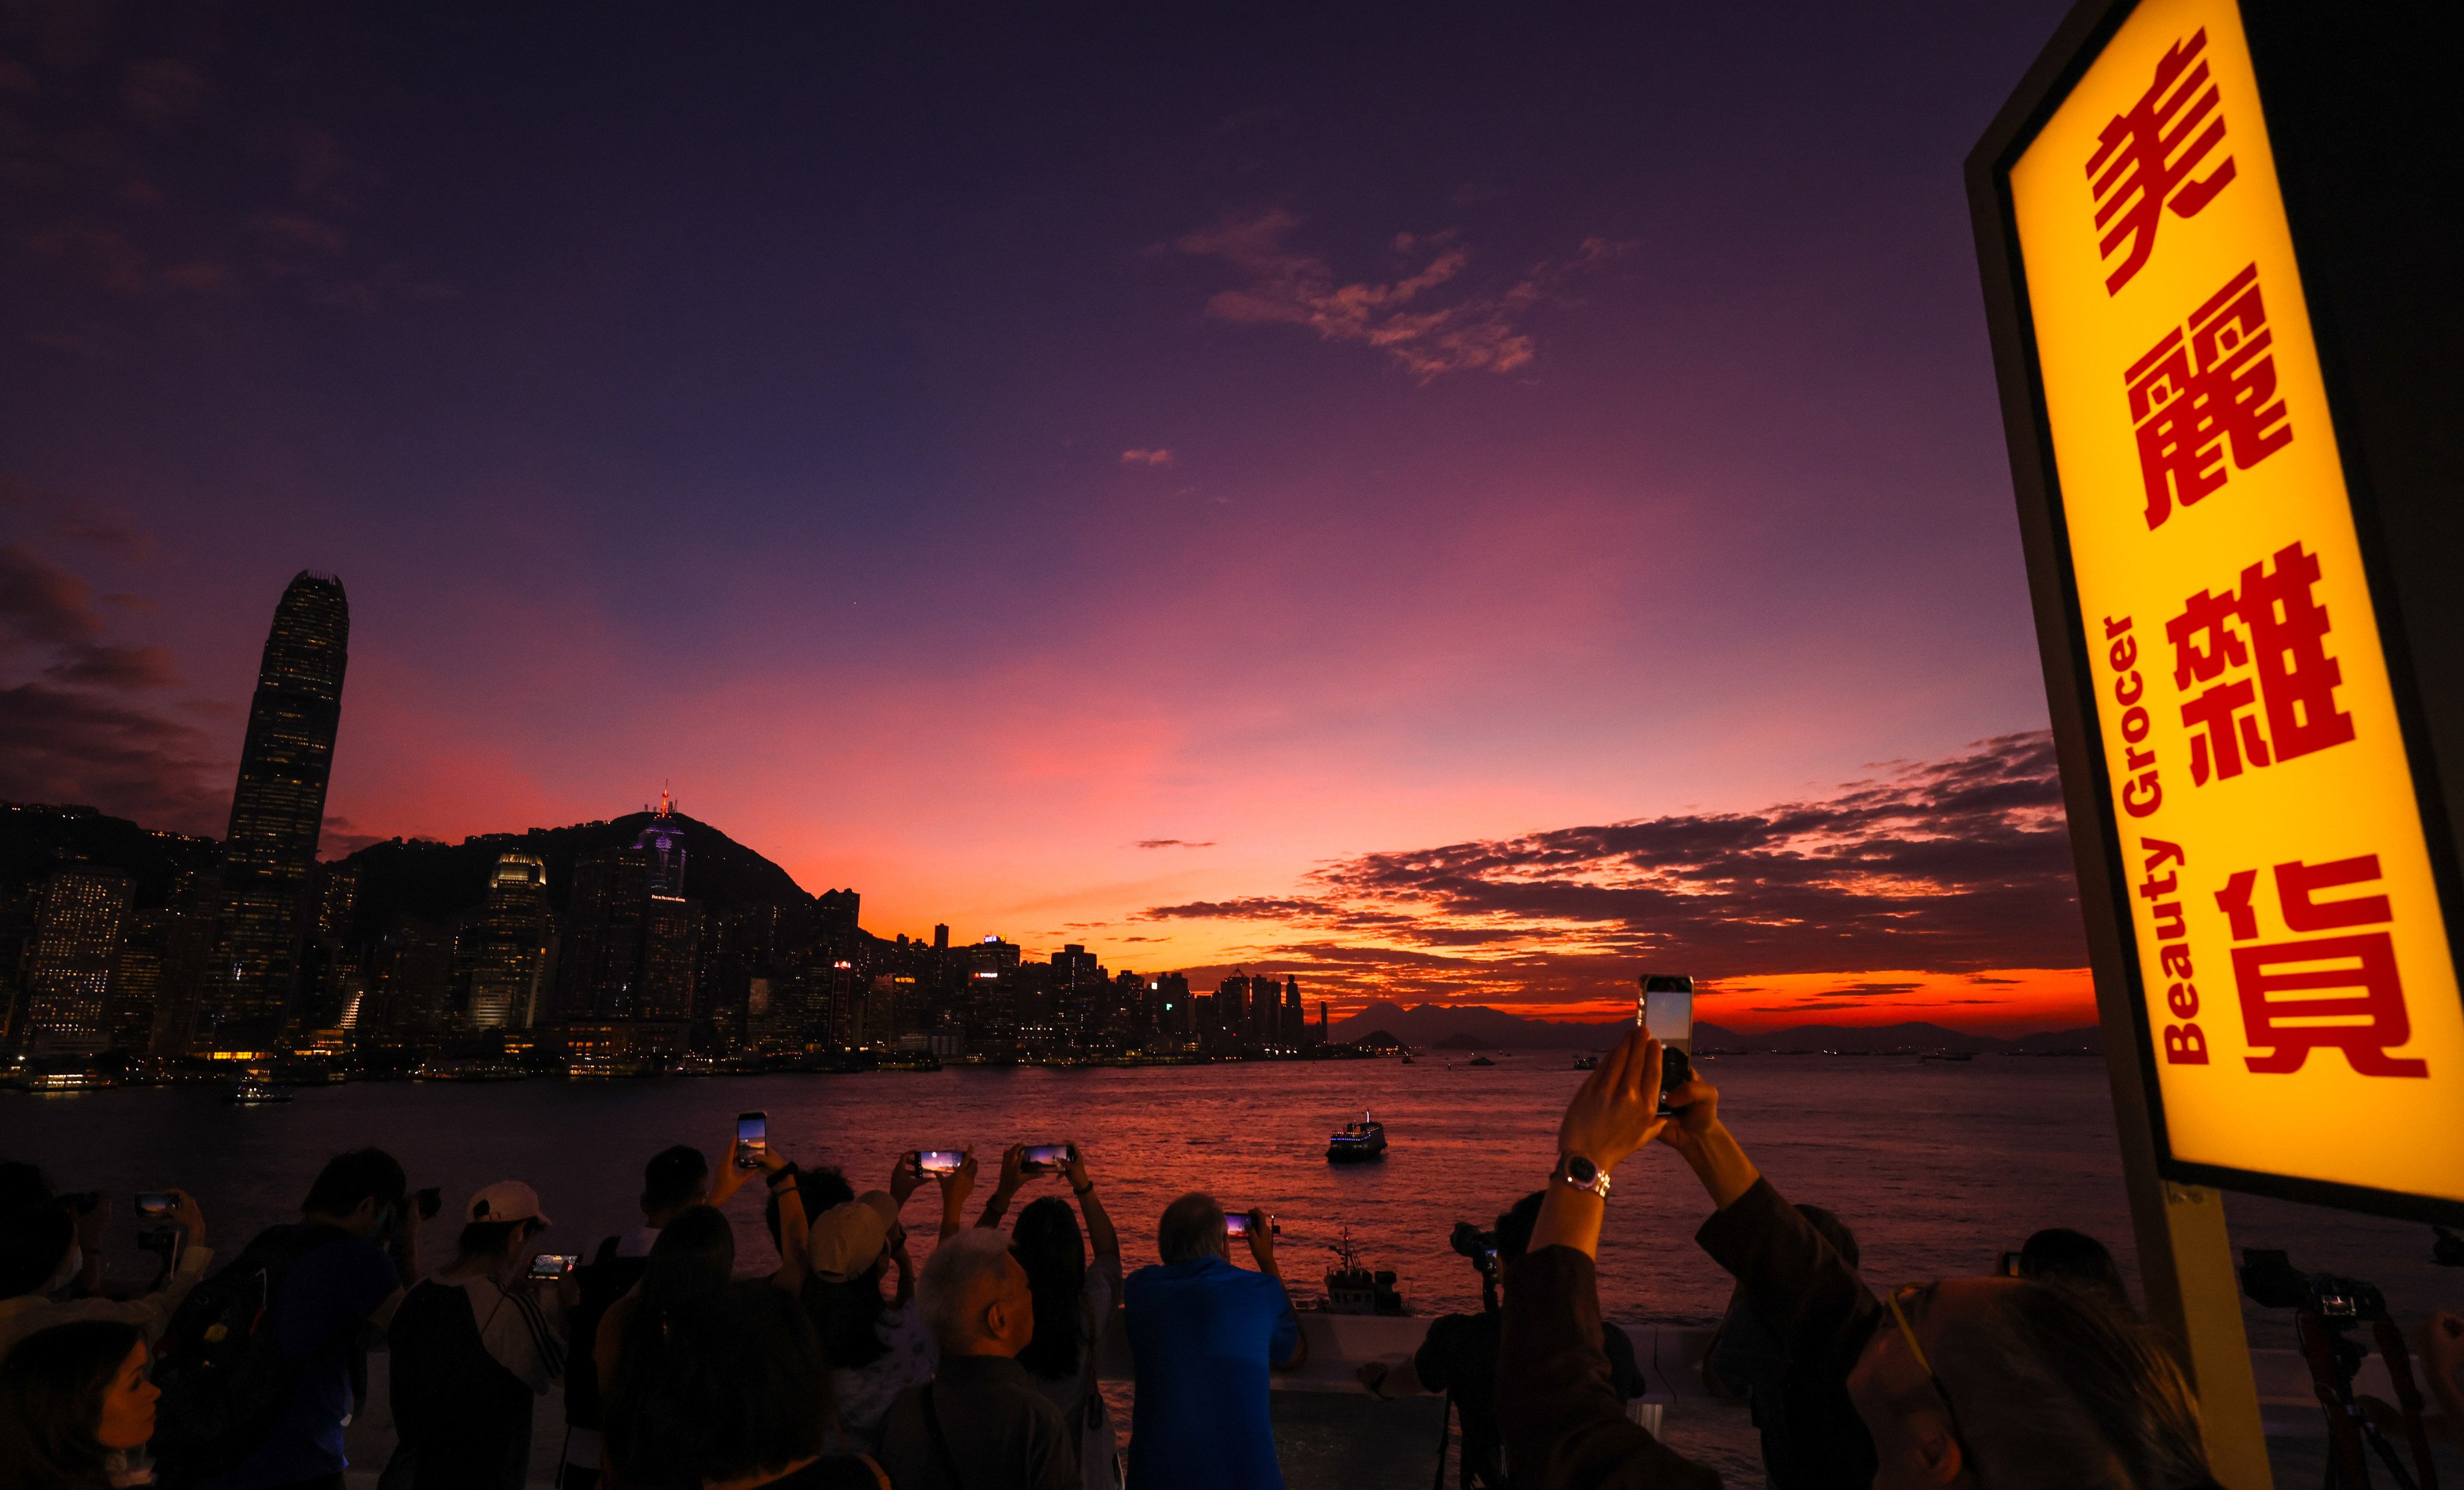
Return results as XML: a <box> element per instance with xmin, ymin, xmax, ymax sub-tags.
<box><xmin>0</xmin><ymin>3</ymin><xmax>2093</xmax><ymax>1032</ymax></box>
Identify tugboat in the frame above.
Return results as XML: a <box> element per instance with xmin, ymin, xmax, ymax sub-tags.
<box><xmin>1466</xmin><ymin>1054</ymin><xmax>1496</xmax><ymax>1068</ymax></box>
<box><xmin>1324</xmin><ymin>1110</ymin><xmax>1388</xmax><ymax>1163</ymax></box>
<box><xmin>1322</xmin><ymin>1227</ymin><xmax>1409</xmax><ymax>1315</ymax></box>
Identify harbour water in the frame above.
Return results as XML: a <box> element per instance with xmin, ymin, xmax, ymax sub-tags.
<box><xmin>7</xmin><ymin>1053</ymin><xmax>2459</xmax><ymax>1486</ymax></box>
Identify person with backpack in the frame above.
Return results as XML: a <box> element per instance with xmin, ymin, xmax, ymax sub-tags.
<box><xmin>558</xmin><ymin>1145</ymin><xmax>711</xmax><ymax>1490</ymax></box>
<box><xmin>153</xmin><ymin>1148</ymin><xmax>424</xmax><ymax>1490</ymax></box>
<box><xmin>383</xmin><ymin>1181</ymin><xmax>570</xmax><ymax>1490</ymax></box>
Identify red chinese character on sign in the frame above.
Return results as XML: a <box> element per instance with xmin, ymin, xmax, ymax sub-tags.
<box><xmin>2215</xmin><ymin>856</ymin><xmax>2425</xmax><ymax>1077</ymax></box>
<box><xmin>2087</xmin><ymin>28</ymin><xmax>2238</xmax><ymax>295</ymax></box>
<box><xmin>2125</xmin><ymin>265</ymin><xmax>2292</xmax><ymax>529</ymax></box>
<box><xmin>2164</xmin><ymin>541</ymin><xmax>2354</xmax><ymax>785</ymax></box>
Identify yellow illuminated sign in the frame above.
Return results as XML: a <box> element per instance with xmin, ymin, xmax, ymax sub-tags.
<box><xmin>2009</xmin><ymin>0</ymin><xmax>2463</xmax><ymax>1204</ymax></box>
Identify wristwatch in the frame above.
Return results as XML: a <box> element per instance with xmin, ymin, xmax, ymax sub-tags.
<box><xmin>1554</xmin><ymin>1154</ymin><xmax>1613</xmax><ymax>1199</ymax></box>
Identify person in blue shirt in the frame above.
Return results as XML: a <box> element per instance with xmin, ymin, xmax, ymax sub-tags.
<box><xmin>1122</xmin><ymin>1192</ymin><xmax>1306</xmax><ymax>1490</ymax></box>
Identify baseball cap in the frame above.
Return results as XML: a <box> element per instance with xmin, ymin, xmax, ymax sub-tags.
<box><xmin>466</xmin><ymin>1180</ymin><xmax>552</xmax><ymax>1227</ymax></box>
<box><xmin>808</xmin><ymin>1192</ymin><xmax>899</xmax><ymax>1283</ymax></box>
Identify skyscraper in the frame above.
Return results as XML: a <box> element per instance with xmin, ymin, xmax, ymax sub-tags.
<box><xmin>20</xmin><ymin>867</ymin><xmax>134</xmax><ymax>1054</ymax></box>
<box><xmin>462</xmin><ymin>852</ymin><xmax>551</xmax><ymax>1029</ymax></box>
<box><xmin>208</xmin><ymin>571</ymin><xmax>348</xmax><ymax>1051</ymax></box>
<box><xmin>559</xmin><ymin>847</ymin><xmax>652</xmax><ymax>1019</ymax></box>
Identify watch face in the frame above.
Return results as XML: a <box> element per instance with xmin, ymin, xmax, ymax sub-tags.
<box><xmin>1564</xmin><ymin>1156</ymin><xmax>1600</xmax><ymax>1185</ymax></box>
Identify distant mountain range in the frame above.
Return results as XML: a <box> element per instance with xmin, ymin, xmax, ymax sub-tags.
<box><xmin>1326</xmin><ymin>1000</ymin><xmax>2100</xmax><ymax>1055</ymax></box>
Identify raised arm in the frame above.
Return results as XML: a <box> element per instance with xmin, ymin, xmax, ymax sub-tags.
<box><xmin>937</xmin><ymin>1150</ymin><xmax>978</xmax><ymax>1241</ymax></box>
<box><xmin>977</xmin><ymin>1145</ymin><xmax>1028</xmax><ymax>1230</ymax></box>
<box><xmin>766</xmin><ymin>1158</ymin><xmax>809</xmax><ymax>1293</ymax></box>
<box><xmin>1066</xmin><ymin>1144</ymin><xmax>1118</xmax><ymax>1259</ymax></box>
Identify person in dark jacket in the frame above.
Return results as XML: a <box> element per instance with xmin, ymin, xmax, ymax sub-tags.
<box><xmin>1499</xmin><ymin>1025</ymin><xmax>2220</xmax><ymax>1490</ymax></box>
<box><xmin>1702</xmin><ymin>1204</ymin><xmax>1865</xmax><ymax>1490</ymax></box>
<box><xmin>878</xmin><ymin>1228</ymin><xmax>1077</xmax><ymax>1490</ymax></box>
<box><xmin>558</xmin><ymin>1144</ymin><xmax>709</xmax><ymax>1490</ymax></box>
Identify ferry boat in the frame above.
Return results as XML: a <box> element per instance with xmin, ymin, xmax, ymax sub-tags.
<box><xmin>223</xmin><ymin>1077</ymin><xmax>291</xmax><ymax>1105</ymax></box>
<box><xmin>1321</xmin><ymin>1227</ymin><xmax>1408</xmax><ymax>1315</ymax></box>
<box><xmin>1325</xmin><ymin>1111</ymin><xmax>1388</xmax><ymax>1163</ymax></box>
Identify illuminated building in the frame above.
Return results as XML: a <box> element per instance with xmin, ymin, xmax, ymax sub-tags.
<box><xmin>20</xmin><ymin>867</ymin><xmax>134</xmax><ymax>1054</ymax></box>
<box><xmin>206</xmin><ymin>571</ymin><xmax>348</xmax><ymax>1051</ymax></box>
<box><xmin>462</xmin><ymin>852</ymin><xmax>551</xmax><ymax>1030</ymax></box>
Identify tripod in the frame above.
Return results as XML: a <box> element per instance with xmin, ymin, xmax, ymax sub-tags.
<box><xmin>2296</xmin><ymin>1310</ymin><xmax>2443</xmax><ymax>1490</ymax></box>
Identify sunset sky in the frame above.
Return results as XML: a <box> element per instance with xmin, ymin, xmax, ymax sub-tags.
<box><xmin>0</xmin><ymin>1</ymin><xmax>2098</xmax><ymax>1031</ymax></box>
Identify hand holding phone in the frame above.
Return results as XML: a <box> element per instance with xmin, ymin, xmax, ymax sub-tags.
<box><xmin>1020</xmin><ymin>1144</ymin><xmax>1074</xmax><ymax>1175</ymax></box>
<box><xmin>1639</xmin><ymin>975</ymin><xmax>1695</xmax><ymax>1118</ymax></box>
<box><xmin>910</xmin><ymin>1150</ymin><xmax>967</xmax><ymax>1180</ymax></box>
<box><xmin>135</xmin><ymin>1192</ymin><xmax>177</xmax><ymax>1221</ymax></box>
<box><xmin>1223</xmin><ymin>1211</ymin><xmax>1280</xmax><ymax>1239</ymax></box>
<box><xmin>736</xmin><ymin>1112</ymin><xmax>769</xmax><ymax>1171</ymax></box>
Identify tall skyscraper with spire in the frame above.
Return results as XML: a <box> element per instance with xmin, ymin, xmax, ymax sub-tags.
<box><xmin>202</xmin><ymin>571</ymin><xmax>349</xmax><ymax>1051</ymax></box>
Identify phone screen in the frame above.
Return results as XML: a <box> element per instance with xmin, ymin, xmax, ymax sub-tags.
<box><xmin>1022</xmin><ymin>1144</ymin><xmax>1073</xmax><ymax>1172</ymax></box>
<box><xmin>1224</xmin><ymin>1212</ymin><xmax>1250</xmax><ymax>1239</ymax></box>
<box><xmin>736</xmin><ymin>1112</ymin><xmax>768</xmax><ymax>1170</ymax></box>
<box><xmin>1640</xmin><ymin>976</ymin><xmax>1695</xmax><ymax>1116</ymax></box>
<box><xmin>529</xmin><ymin>1254</ymin><xmax>579</xmax><ymax>1280</ymax></box>
<box><xmin>913</xmin><ymin>1150</ymin><xmax>966</xmax><ymax>1178</ymax></box>
<box><xmin>135</xmin><ymin>1192</ymin><xmax>176</xmax><ymax>1219</ymax></box>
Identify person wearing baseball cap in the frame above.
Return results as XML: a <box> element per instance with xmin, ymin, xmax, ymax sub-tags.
<box><xmin>813</xmin><ymin>1156</ymin><xmax>952</xmax><ymax>1451</ymax></box>
<box><xmin>383</xmin><ymin>1181</ymin><xmax>570</xmax><ymax>1489</ymax></box>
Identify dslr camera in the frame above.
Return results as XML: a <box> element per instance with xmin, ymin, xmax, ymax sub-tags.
<box><xmin>1450</xmin><ymin>1221</ymin><xmax>1501</xmax><ymax>1279</ymax></box>
<box><xmin>2237</xmin><ymin>1248</ymin><xmax>2386</xmax><ymax>1322</ymax></box>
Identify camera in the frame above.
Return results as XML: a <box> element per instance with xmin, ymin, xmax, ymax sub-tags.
<box><xmin>528</xmin><ymin>1253</ymin><xmax>579</xmax><ymax>1281</ymax></box>
<box><xmin>1451</xmin><ymin>1221</ymin><xmax>1501</xmax><ymax>1278</ymax></box>
<box><xmin>2237</xmin><ymin>1248</ymin><xmax>2386</xmax><ymax>1322</ymax></box>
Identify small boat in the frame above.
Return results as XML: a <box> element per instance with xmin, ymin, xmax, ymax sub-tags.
<box><xmin>1466</xmin><ymin>1054</ymin><xmax>1495</xmax><ymax>1068</ymax></box>
<box><xmin>1921</xmin><ymin>1051</ymin><xmax>1976</xmax><ymax>1064</ymax></box>
<box><xmin>1398</xmin><ymin>1052</ymin><xmax>1414</xmax><ymax>1065</ymax></box>
<box><xmin>1325</xmin><ymin>1110</ymin><xmax>1389</xmax><ymax>1163</ymax></box>
<box><xmin>224</xmin><ymin>1077</ymin><xmax>291</xmax><ymax>1105</ymax></box>
<box><xmin>1322</xmin><ymin>1227</ymin><xmax>1408</xmax><ymax>1315</ymax></box>
<box><xmin>1572</xmin><ymin>1054</ymin><xmax>1599</xmax><ymax>1070</ymax></box>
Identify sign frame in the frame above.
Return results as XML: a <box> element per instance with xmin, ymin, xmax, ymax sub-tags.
<box><xmin>1968</xmin><ymin>0</ymin><xmax>2464</xmax><ymax>1226</ymax></box>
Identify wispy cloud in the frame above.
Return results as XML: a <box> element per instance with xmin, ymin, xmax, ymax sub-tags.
<box><xmin>0</xmin><ymin>532</ymin><xmax>227</xmax><ymax>833</ymax></box>
<box><xmin>1136</xmin><ymin>732</ymin><xmax>2087</xmax><ymax>1009</ymax></box>
<box><xmin>1135</xmin><ymin>837</ymin><xmax>1216</xmax><ymax>849</ymax></box>
<box><xmin>1119</xmin><ymin>448</ymin><xmax>1175</xmax><ymax>467</ymax></box>
<box><xmin>1176</xmin><ymin>209</ymin><xmax>1626</xmax><ymax>381</ymax></box>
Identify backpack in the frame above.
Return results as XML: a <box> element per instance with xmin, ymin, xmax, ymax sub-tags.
<box><xmin>149</xmin><ymin>1222</ymin><xmax>355</xmax><ymax>1486</ymax></box>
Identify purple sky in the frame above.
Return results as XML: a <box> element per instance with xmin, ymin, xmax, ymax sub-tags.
<box><xmin>0</xmin><ymin>2</ymin><xmax>2100</xmax><ymax>1027</ymax></box>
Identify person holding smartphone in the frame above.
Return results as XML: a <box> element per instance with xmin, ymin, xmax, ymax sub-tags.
<box><xmin>975</xmin><ymin>1144</ymin><xmax>1122</xmax><ymax>1490</ymax></box>
<box><xmin>383</xmin><ymin>1181</ymin><xmax>571</xmax><ymax>1490</ymax></box>
<box><xmin>0</xmin><ymin>1190</ymin><xmax>211</xmax><ymax>1364</ymax></box>
<box><xmin>1122</xmin><ymin>1192</ymin><xmax>1306</xmax><ymax>1490</ymax></box>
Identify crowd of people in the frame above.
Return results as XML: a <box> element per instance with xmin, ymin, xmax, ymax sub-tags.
<box><xmin>4</xmin><ymin>1023</ymin><xmax>2462</xmax><ymax>1489</ymax></box>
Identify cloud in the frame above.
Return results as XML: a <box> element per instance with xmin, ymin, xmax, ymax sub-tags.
<box><xmin>121</xmin><ymin>59</ymin><xmax>209</xmax><ymax>123</ymax></box>
<box><xmin>0</xmin><ymin>680</ymin><xmax>227</xmax><ymax>833</ymax></box>
<box><xmin>1133</xmin><ymin>732</ymin><xmax>2088</xmax><ymax>1006</ymax></box>
<box><xmin>1134</xmin><ymin>837</ymin><xmax>1216</xmax><ymax>849</ymax></box>
<box><xmin>0</xmin><ymin>538</ymin><xmax>224</xmax><ymax>832</ymax></box>
<box><xmin>1119</xmin><ymin>449</ymin><xmax>1175</xmax><ymax>467</ymax></box>
<box><xmin>320</xmin><ymin>814</ymin><xmax>386</xmax><ymax>858</ymax></box>
<box><xmin>1176</xmin><ymin>211</ymin><xmax>1626</xmax><ymax>381</ymax></box>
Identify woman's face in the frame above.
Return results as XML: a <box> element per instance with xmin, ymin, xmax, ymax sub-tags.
<box><xmin>95</xmin><ymin>1342</ymin><xmax>159</xmax><ymax>1450</ymax></box>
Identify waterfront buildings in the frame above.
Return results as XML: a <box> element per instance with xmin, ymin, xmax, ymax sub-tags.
<box><xmin>19</xmin><ymin>867</ymin><xmax>135</xmax><ymax>1054</ymax></box>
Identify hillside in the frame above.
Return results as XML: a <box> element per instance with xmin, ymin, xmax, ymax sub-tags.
<box><xmin>337</xmin><ymin>811</ymin><xmax>817</xmax><ymax>937</ymax></box>
<box><xmin>0</xmin><ymin>802</ymin><xmax>221</xmax><ymax>907</ymax></box>
<box><xmin>1326</xmin><ymin>1000</ymin><xmax>2101</xmax><ymax>1055</ymax></box>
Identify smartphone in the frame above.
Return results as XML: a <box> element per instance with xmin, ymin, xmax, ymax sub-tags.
<box><xmin>528</xmin><ymin>1253</ymin><xmax>579</xmax><ymax>1281</ymax></box>
<box><xmin>1998</xmin><ymin>1251</ymin><xmax>2024</xmax><ymax>1278</ymax></box>
<box><xmin>414</xmin><ymin>1186</ymin><xmax>443</xmax><ymax>1221</ymax></box>
<box><xmin>135</xmin><ymin>1192</ymin><xmax>177</xmax><ymax>1220</ymax></box>
<box><xmin>1020</xmin><ymin>1144</ymin><xmax>1074</xmax><ymax>1174</ymax></box>
<box><xmin>1223</xmin><ymin>1213</ymin><xmax>1281</xmax><ymax>1239</ymax></box>
<box><xmin>736</xmin><ymin>1111</ymin><xmax>769</xmax><ymax>1171</ymax></box>
<box><xmin>1638</xmin><ymin>974</ymin><xmax>1695</xmax><ymax>1117</ymax></box>
<box><xmin>910</xmin><ymin>1150</ymin><xmax>967</xmax><ymax>1179</ymax></box>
